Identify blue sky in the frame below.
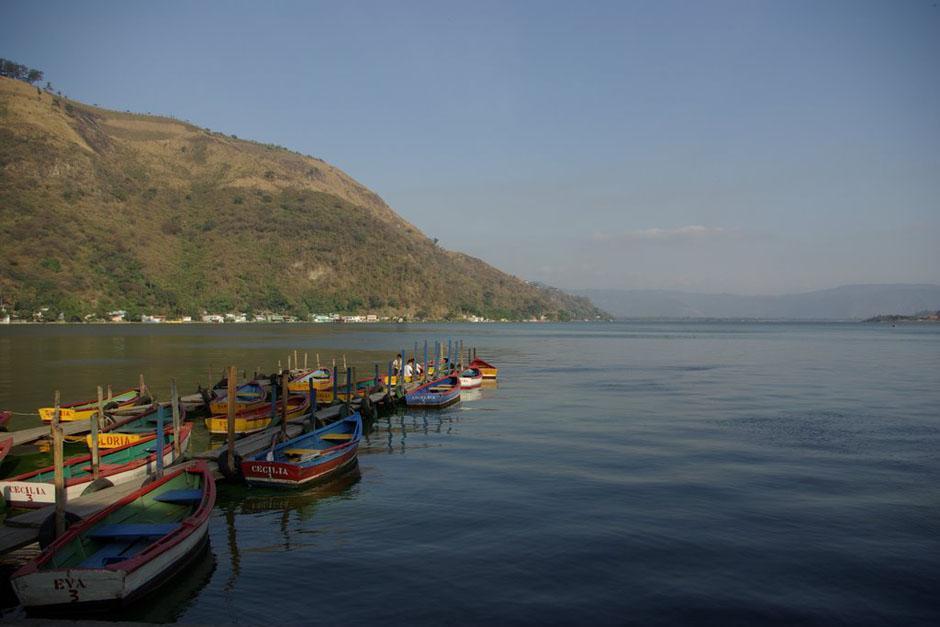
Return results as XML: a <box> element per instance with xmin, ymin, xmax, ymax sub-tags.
<box><xmin>3</xmin><ymin>0</ymin><xmax>938</xmax><ymax>293</ymax></box>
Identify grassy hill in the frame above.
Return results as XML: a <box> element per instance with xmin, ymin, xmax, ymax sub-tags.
<box><xmin>0</xmin><ymin>77</ymin><xmax>601</xmax><ymax>321</ymax></box>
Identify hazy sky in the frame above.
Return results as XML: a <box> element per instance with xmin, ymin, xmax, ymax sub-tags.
<box><xmin>4</xmin><ymin>1</ymin><xmax>938</xmax><ymax>294</ymax></box>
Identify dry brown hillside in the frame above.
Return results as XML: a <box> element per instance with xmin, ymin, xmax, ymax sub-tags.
<box><xmin>0</xmin><ymin>77</ymin><xmax>601</xmax><ymax>321</ymax></box>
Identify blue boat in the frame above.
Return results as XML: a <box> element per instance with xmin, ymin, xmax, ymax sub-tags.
<box><xmin>241</xmin><ymin>413</ymin><xmax>363</xmax><ymax>488</ymax></box>
<box><xmin>405</xmin><ymin>375</ymin><xmax>461</xmax><ymax>408</ymax></box>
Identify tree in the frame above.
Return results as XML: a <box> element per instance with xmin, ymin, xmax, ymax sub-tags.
<box><xmin>26</xmin><ymin>69</ymin><xmax>43</xmax><ymax>84</ymax></box>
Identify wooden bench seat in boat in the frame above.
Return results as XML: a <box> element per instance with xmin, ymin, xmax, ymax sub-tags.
<box><xmin>319</xmin><ymin>433</ymin><xmax>353</xmax><ymax>441</ymax></box>
<box><xmin>79</xmin><ymin>539</ymin><xmax>138</xmax><ymax>568</ymax></box>
<box><xmin>81</xmin><ymin>463</ymin><xmax>129</xmax><ymax>473</ymax></box>
<box><xmin>87</xmin><ymin>523</ymin><xmax>181</xmax><ymax>540</ymax></box>
<box><xmin>154</xmin><ymin>489</ymin><xmax>203</xmax><ymax>504</ymax></box>
<box><xmin>283</xmin><ymin>448</ymin><xmax>320</xmax><ymax>460</ymax></box>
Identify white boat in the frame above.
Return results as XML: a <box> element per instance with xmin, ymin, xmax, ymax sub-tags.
<box><xmin>0</xmin><ymin>425</ymin><xmax>192</xmax><ymax>508</ymax></box>
<box><xmin>11</xmin><ymin>463</ymin><xmax>214</xmax><ymax>611</ymax></box>
<box><xmin>458</xmin><ymin>367</ymin><xmax>483</xmax><ymax>390</ymax></box>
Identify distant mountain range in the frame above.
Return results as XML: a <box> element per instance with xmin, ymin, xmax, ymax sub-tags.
<box><xmin>571</xmin><ymin>284</ymin><xmax>940</xmax><ymax>320</ymax></box>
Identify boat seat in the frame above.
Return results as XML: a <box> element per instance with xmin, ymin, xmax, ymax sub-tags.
<box><xmin>319</xmin><ymin>433</ymin><xmax>352</xmax><ymax>441</ymax></box>
<box><xmin>79</xmin><ymin>539</ymin><xmax>138</xmax><ymax>568</ymax></box>
<box><xmin>87</xmin><ymin>523</ymin><xmax>181</xmax><ymax>539</ymax></box>
<box><xmin>154</xmin><ymin>489</ymin><xmax>203</xmax><ymax>504</ymax></box>
<box><xmin>284</xmin><ymin>448</ymin><xmax>321</xmax><ymax>457</ymax></box>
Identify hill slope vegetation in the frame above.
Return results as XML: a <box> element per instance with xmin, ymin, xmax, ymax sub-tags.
<box><xmin>0</xmin><ymin>77</ymin><xmax>599</xmax><ymax>321</ymax></box>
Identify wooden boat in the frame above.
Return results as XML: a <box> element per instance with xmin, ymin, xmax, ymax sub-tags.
<box><xmin>287</xmin><ymin>368</ymin><xmax>333</xmax><ymax>394</ymax></box>
<box><xmin>0</xmin><ymin>425</ymin><xmax>193</xmax><ymax>508</ymax></box>
<box><xmin>458</xmin><ymin>367</ymin><xmax>483</xmax><ymax>389</ymax></box>
<box><xmin>469</xmin><ymin>357</ymin><xmax>498</xmax><ymax>379</ymax></box>
<box><xmin>206</xmin><ymin>381</ymin><xmax>268</xmax><ymax>415</ymax></box>
<box><xmin>38</xmin><ymin>389</ymin><xmax>142</xmax><ymax>423</ymax></box>
<box><xmin>405</xmin><ymin>375</ymin><xmax>461</xmax><ymax>408</ymax></box>
<box><xmin>84</xmin><ymin>404</ymin><xmax>187</xmax><ymax>450</ymax></box>
<box><xmin>10</xmin><ymin>462</ymin><xmax>215</xmax><ymax>611</ymax></box>
<box><xmin>0</xmin><ymin>409</ymin><xmax>11</xmax><ymax>430</ymax></box>
<box><xmin>180</xmin><ymin>378</ymin><xmax>272</xmax><ymax>414</ymax></box>
<box><xmin>0</xmin><ymin>437</ymin><xmax>12</xmax><ymax>465</ymax></box>
<box><xmin>241</xmin><ymin>413</ymin><xmax>363</xmax><ymax>488</ymax></box>
<box><xmin>204</xmin><ymin>394</ymin><xmax>310</xmax><ymax>436</ymax></box>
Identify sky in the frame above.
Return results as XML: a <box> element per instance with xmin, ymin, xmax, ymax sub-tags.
<box><xmin>3</xmin><ymin>0</ymin><xmax>938</xmax><ymax>294</ymax></box>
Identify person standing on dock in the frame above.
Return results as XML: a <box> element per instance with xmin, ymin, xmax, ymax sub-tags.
<box><xmin>403</xmin><ymin>358</ymin><xmax>415</xmax><ymax>380</ymax></box>
<box><xmin>392</xmin><ymin>353</ymin><xmax>402</xmax><ymax>375</ymax></box>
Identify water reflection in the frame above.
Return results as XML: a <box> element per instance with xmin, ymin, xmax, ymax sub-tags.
<box><xmin>363</xmin><ymin>409</ymin><xmax>460</xmax><ymax>454</ymax></box>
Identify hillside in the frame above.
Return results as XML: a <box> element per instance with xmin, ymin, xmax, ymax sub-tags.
<box><xmin>0</xmin><ymin>77</ymin><xmax>600</xmax><ymax>321</ymax></box>
<box><xmin>573</xmin><ymin>284</ymin><xmax>940</xmax><ymax>320</ymax></box>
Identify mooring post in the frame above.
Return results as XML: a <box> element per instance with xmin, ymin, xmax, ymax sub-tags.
<box><xmin>139</xmin><ymin>373</ymin><xmax>147</xmax><ymax>399</ymax></box>
<box><xmin>316</xmin><ymin>353</ymin><xmax>321</xmax><ymax>369</ymax></box>
<box><xmin>459</xmin><ymin>340</ymin><xmax>464</xmax><ymax>370</ymax></box>
<box><xmin>52</xmin><ymin>391</ymin><xmax>66</xmax><ymax>539</ymax></box>
<box><xmin>278</xmin><ymin>359</ymin><xmax>282</xmax><ymax>372</ymax></box>
<box><xmin>171</xmin><ymin>378</ymin><xmax>181</xmax><ymax>458</ymax></box>
<box><xmin>280</xmin><ymin>372</ymin><xmax>289</xmax><ymax>433</ymax></box>
<box><xmin>373</xmin><ymin>362</ymin><xmax>379</xmax><ymax>387</ymax></box>
<box><xmin>269</xmin><ymin>376</ymin><xmax>278</xmax><ymax>420</ymax></box>
<box><xmin>107</xmin><ymin>384</ymin><xmax>113</xmax><ymax>401</ymax></box>
<box><xmin>343</xmin><ymin>354</ymin><xmax>348</xmax><ymax>371</ymax></box>
<box><xmin>226</xmin><ymin>366</ymin><xmax>237</xmax><ymax>473</ymax></box>
<box><xmin>155</xmin><ymin>402</ymin><xmax>165</xmax><ymax>479</ymax></box>
<box><xmin>294</xmin><ymin>350</ymin><xmax>299</xmax><ymax>371</ymax></box>
<box><xmin>400</xmin><ymin>347</ymin><xmax>405</xmax><ymax>391</ymax></box>
<box><xmin>308</xmin><ymin>378</ymin><xmax>317</xmax><ymax>428</ymax></box>
<box><xmin>287</xmin><ymin>354</ymin><xmax>292</xmax><ymax>372</ymax></box>
<box><xmin>332</xmin><ymin>366</ymin><xmax>339</xmax><ymax>404</ymax></box>
<box><xmin>304</xmin><ymin>352</ymin><xmax>308</xmax><ymax>369</ymax></box>
<box><xmin>423</xmin><ymin>340</ymin><xmax>429</xmax><ymax>382</ymax></box>
<box><xmin>345</xmin><ymin>367</ymin><xmax>352</xmax><ymax>409</ymax></box>
<box><xmin>387</xmin><ymin>361</ymin><xmax>393</xmax><ymax>392</ymax></box>
<box><xmin>473</xmin><ymin>347</ymin><xmax>477</xmax><ymax>361</ymax></box>
<box><xmin>92</xmin><ymin>386</ymin><xmax>103</xmax><ymax>480</ymax></box>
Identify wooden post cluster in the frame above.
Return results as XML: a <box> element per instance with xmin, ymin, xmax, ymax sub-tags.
<box><xmin>226</xmin><ymin>366</ymin><xmax>237</xmax><ymax>473</ymax></box>
<box><xmin>52</xmin><ymin>391</ymin><xmax>66</xmax><ymax>539</ymax></box>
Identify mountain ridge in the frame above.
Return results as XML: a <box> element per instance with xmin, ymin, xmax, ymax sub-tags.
<box><xmin>572</xmin><ymin>284</ymin><xmax>940</xmax><ymax>320</ymax></box>
<box><xmin>0</xmin><ymin>77</ymin><xmax>601</xmax><ymax>321</ymax></box>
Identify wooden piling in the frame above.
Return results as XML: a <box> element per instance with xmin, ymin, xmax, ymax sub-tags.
<box><xmin>345</xmin><ymin>367</ymin><xmax>352</xmax><ymax>411</ymax></box>
<box><xmin>308</xmin><ymin>378</ymin><xmax>317</xmax><ymax>429</ymax></box>
<box><xmin>294</xmin><ymin>350</ymin><xmax>299</xmax><ymax>371</ymax></box>
<box><xmin>155</xmin><ymin>402</ymin><xmax>165</xmax><ymax>479</ymax></box>
<box><xmin>107</xmin><ymin>385</ymin><xmax>113</xmax><ymax>401</ymax></box>
<box><xmin>226</xmin><ymin>366</ymin><xmax>237</xmax><ymax>473</ymax></box>
<box><xmin>332</xmin><ymin>366</ymin><xmax>339</xmax><ymax>404</ymax></box>
<box><xmin>92</xmin><ymin>386</ymin><xmax>103</xmax><ymax>480</ymax></box>
<box><xmin>280</xmin><ymin>372</ymin><xmax>289</xmax><ymax>433</ymax></box>
<box><xmin>287</xmin><ymin>354</ymin><xmax>292</xmax><ymax>372</ymax></box>
<box><xmin>304</xmin><ymin>353</ymin><xmax>308</xmax><ymax>369</ymax></box>
<box><xmin>316</xmin><ymin>353</ymin><xmax>321</xmax><ymax>368</ymax></box>
<box><xmin>171</xmin><ymin>378</ymin><xmax>181</xmax><ymax>458</ymax></box>
<box><xmin>459</xmin><ymin>340</ymin><xmax>464</xmax><ymax>370</ymax></box>
<box><xmin>52</xmin><ymin>391</ymin><xmax>65</xmax><ymax>539</ymax></box>
<box><xmin>423</xmin><ymin>340</ymin><xmax>429</xmax><ymax>382</ymax></box>
<box><xmin>139</xmin><ymin>373</ymin><xmax>146</xmax><ymax>398</ymax></box>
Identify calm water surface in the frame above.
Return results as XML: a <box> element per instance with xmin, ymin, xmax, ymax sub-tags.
<box><xmin>0</xmin><ymin>322</ymin><xmax>938</xmax><ymax>625</ymax></box>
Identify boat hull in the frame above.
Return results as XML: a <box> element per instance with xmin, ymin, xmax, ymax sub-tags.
<box><xmin>39</xmin><ymin>390</ymin><xmax>141</xmax><ymax>423</ymax></box>
<box><xmin>405</xmin><ymin>376</ymin><xmax>462</xmax><ymax>408</ymax></box>
<box><xmin>0</xmin><ymin>429</ymin><xmax>191</xmax><ymax>508</ymax></box>
<box><xmin>11</xmin><ymin>464</ymin><xmax>214</xmax><ymax>611</ymax></box>
<box><xmin>242</xmin><ymin>445</ymin><xmax>359</xmax><ymax>488</ymax></box>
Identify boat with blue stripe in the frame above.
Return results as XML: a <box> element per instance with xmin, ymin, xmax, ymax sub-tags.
<box><xmin>405</xmin><ymin>375</ymin><xmax>461</xmax><ymax>408</ymax></box>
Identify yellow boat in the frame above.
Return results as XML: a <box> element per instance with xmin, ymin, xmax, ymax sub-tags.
<box><xmin>84</xmin><ymin>404</ymin><xmax>185</xmax><ymax>449</ymax></box>
<box><xmin>287</xmin><ymin>369</ymin><xmax>333</xmax><ymax>394</ymax></box>
<box><xmin>469</xmin><ymin>358</ymin><xmax>498</xmax><ymax>379</ymax></box>
<box><xmin>206</xmin><ymin>381</ymin><xmax>268</xmax><ymax>415</ymax></box>
<box><xmin>38</xmin><ymin>388</ymin><xmax>141</xmax><ymax>423</ymax></box>
<box><xmin>204</xmin><ymin>395</ymin><xmax>310</xmax><ymax>436</ymax></box>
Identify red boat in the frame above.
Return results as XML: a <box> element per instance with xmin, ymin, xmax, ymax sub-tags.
<box><xmin>0</xmin><ymin>409</ymin><xmax>11</xmax><ymax>430</ymax></box>
<box><xmin>0</xmin><ymin>437</ymin><xmax>12</xmax><ymax>465</ymax></box>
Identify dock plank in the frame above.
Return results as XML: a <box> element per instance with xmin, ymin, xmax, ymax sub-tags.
<box><xmin>10</xmin><ymin>420</ymin><xmax>92</xmax><ymax>447</ymax></box>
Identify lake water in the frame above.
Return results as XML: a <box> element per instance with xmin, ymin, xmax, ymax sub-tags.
<box><xmin>0</xmin><ymin>321</ymin><xmax>938</xmax><ymax>625</ymax></box>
